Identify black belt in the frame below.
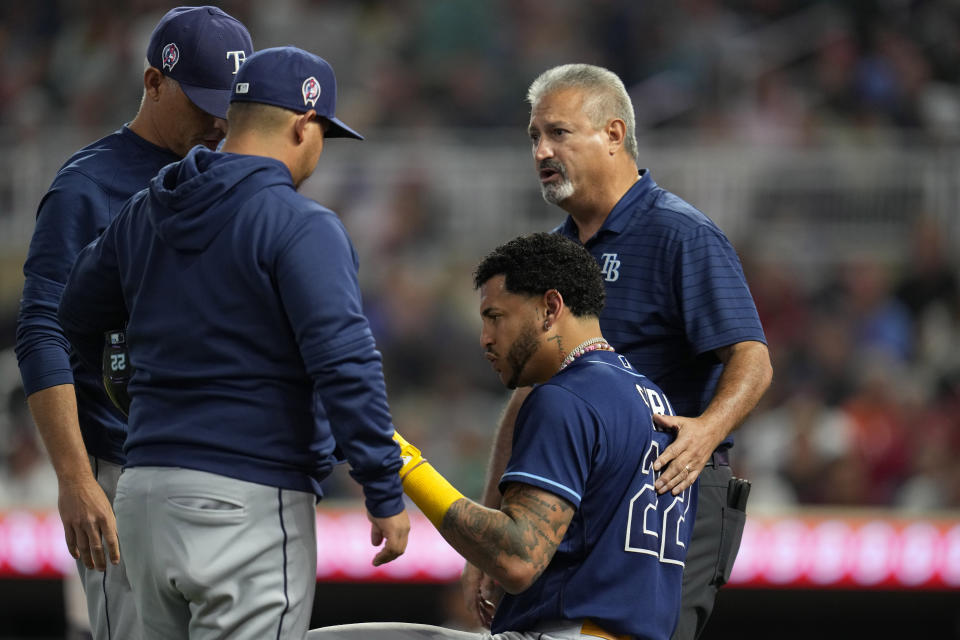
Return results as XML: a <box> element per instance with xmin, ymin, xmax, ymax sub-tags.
<box><xmin>707</xmin><ymin>448</ymin><xmax>730</xmax><ymax>467</ymax></box>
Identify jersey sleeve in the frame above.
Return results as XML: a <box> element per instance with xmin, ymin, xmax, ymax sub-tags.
<box><xmin>57</xmin><ymin>216</ymin><xmax>127</xmax><ymax>375</ymax></box>
<box><xmin>274</xmin><ymin>209</ymin><xmax>403</xmax><ymax>518</ymax></box>
<box><xmin>499</xmin><ymin>384</ymin><xmax>600</xmax><ymax>508</ymax></box>
<box><xmin>674</xmin><ymin>224</ymin><xmax>767</xmax><ymax>355</ymax></box>
<box><xmin>15</xmin><ymin>171</ymin><xmax>111</xmax><ymax>395</ymax></box>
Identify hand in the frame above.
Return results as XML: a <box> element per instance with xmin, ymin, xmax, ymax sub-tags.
<box><xmin>368</xmin><ymin>510</ymin><xmax>410</xmax><ymax>566</ymax></box>
<box><xmin>461</xmin><ymin>562</ymin><xmax>485</xmax><ymax>627</ymax></box>
<box><xmin>461</xmin><ymin>562</ymin><xmax>502</xmax><ymax>629</ymax></box>
<box><xmin>652</xmin><ymin>414</ymin><xmax>723</xmax><ymax>495</ymax></box>
<box><xmin>58</xmin><ymin>476</ymin><xmax>119</xmax><ymax>571</ymax></box>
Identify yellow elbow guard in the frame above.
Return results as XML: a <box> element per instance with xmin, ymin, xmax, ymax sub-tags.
<box><xmin>393</xmin><ymin>430</ymin><xmax>465</xmax><ymax>528</ymax></box>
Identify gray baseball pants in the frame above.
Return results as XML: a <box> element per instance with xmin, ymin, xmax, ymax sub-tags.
<box><xmin>77</xmin><ymin>455</ymin><xmax>140</xmax><ymax>640</ymax></box>
<box><xmin>309</xmin><ymin>620</ymin><xmax>626</xmax><ymax>639</ymax></box>
<box><xmin>114</xmin><ymin>466</ymin><xmax>317</xmax><ymax>640</ymax></box>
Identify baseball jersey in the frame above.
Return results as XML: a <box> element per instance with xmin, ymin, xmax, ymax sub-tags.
<box><xmin>15</xmin><ymin>127</ymin><xmax>180</xmax><ymax>464</ymax></box>
<box><xmin>493</xmin><ymin>349</ymin><xmax>696</xmax><ymax>639</ymax></box>
<box><xmin>556</xmin><ymin>171</ymin><xmax>766</xmax><ymax>446</ymax></box>
<box><xmin>57</xmin><ymin>146</ymin><xmax>404</xmax><ymax>517</ymax></box>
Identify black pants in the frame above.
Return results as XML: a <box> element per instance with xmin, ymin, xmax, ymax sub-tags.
<box><xmin>671</xmin><ymin>463</ymin><xmax>746</xmax><ymax>640</ymax></box>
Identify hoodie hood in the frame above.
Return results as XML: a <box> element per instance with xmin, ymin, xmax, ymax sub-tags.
<box><xmin>148</xmin><ymin>146</ymin><xmax>293</xmax><ymax>252</ymax></box>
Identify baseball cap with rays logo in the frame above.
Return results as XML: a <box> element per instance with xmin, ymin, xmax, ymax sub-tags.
<box><xmin>229</xmin><ymin>46</ymin><xmax>363</xmax><ymax>140</ymax></box>
<box><xmin>146</xmin><ymin>6</ymin><xmax>253</xmax><ymax>120</ymax></box>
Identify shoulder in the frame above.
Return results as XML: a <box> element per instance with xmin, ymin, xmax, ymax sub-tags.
<box><xmin>47</xmin><ymin>129</ymin><xmax>171</xmax><ymax>203</ymax></box>
<box><xmin>260</xmin><ymin>191</ymin><xmax>353</xmax><ymax>251</ymax></box>
<box><xmin>55</xmin><ymin>130</ymin><xmax>131</xmax><ymax>183</ymax></box>
<box><xmin>272</xmin><ymin>191</ymin><xmax>344</xmax><ymax>230</ymax></box>
<box><xmin>525</xmin><ymin>365</ymin><xmax>626</xmax><ymax>420</ymax></box>
<box><xmin>622</xmin><ymin>187</ymin><xmax>734</xmax><ymax>262</ymax></box>
<box><xmin>45</xmin><ymin>165</ymin><xmax>101</xmax><ymax>196</ymax></box>
<box><xmin>556</xmin><ymin>356</ymin><xmax>666</xmax><ymax>418</ymax></box>
<box><xmin>524</xmin><ymin>381</ymin><xmax>596</xmax><ymax>421</ymax></box>
<box><xmin>637</xmin><ymin>185</ymin><xmax>725</xmax><ymax>240</ymax></box>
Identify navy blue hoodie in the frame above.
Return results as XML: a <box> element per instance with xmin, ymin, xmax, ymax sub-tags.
<box><xmin>59</xmin><ymin>146</ymin><xmax>404</xmax><ymax>517</ymax></box>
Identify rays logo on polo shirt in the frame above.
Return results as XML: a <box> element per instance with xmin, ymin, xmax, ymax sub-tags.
<box><xmin>161</xmin><ymin>43</ymin><xmax>180</xmax><ymax>71</ymax></box>
<box><xmin>600</xmin><ymin>253</ymin><xmax>621</xmax><ymax>282</ymax></box>
<box><xmin>302</xmin><ymin>77</ymin><xmax>321</xmax><ymax>107</ymax></box>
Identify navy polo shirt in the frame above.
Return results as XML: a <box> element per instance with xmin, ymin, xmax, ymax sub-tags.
<box><xmin>16</xmin><ymin>127</ymin><xmax>179</xmax><ymax>464</ymax></box>
<box><xmin>556</xmin><ymin>171</ymin><xmax>766</xmax><ymax>446</ymax></box>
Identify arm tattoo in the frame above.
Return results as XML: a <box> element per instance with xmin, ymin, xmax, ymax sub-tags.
<box><xmin>441</xmin><ymin>484</ymin><xmax>574</xmax><ymax>587</ymax></box>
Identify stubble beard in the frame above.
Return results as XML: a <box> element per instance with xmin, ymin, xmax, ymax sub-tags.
<box><xmin>504</xmin><ymin>321</ymin><xmax>541</xmax><ymax>389</ymax></box>
<box><xmin>539</xmin><ymin>161</ymin><xmax>574</xmax><ymax>205</ymax></box>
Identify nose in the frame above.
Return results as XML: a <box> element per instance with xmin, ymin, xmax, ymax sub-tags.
<box><xmin>480</xmin><ymin>325</ymin><xmax>493</xmax><ymax>351</ymax></box>
<box><xmin>213</xmin><ymin>117</ymin><xmax>228</xmax><ymax>136</ymax></box>
<box><xmin>534</xmin><ymin>137</ymin><xmax>552</xmax><ymax>162</ymax></box>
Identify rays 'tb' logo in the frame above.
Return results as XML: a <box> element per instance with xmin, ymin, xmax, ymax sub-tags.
<box><xmin>302</xmin><ymin>77</ymin><xmax>321</xmax><ymax>108</ymax></box>
<box><xmin>600</xmin><ymin>253</ymin><xmax>621</xmax><ymax>282</ymax></box>
<box><xmin>161</xmin><ymin>43</ymin><xmax>180</xmax><ymax>71</ymax></box>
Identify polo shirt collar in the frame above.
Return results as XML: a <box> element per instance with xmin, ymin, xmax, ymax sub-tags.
<box><xmin>558</xmin><ymin>169</ymin><xmax>655</xmax><ymax>243</ymax></box>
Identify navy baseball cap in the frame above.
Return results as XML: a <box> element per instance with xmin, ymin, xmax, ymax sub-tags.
<box><xmin>230</xmin><ymin>46</ymin><xmax>363</xmax><ymax>140</ymax></box>
<box><xmin>146</xmin><ymin>6</ymin><xmax>254</xmax><ymax>120</ymax></box>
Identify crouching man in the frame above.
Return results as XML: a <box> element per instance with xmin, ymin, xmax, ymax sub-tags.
<box><xmin>310</xmin><ymin>232</ymin><xmax>698</xmax><ymax>640</ymax></box>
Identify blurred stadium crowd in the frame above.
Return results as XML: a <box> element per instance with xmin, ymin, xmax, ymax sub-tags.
<box><xmin>4</xmin><ymin>0</ymin><xmax>960</xmax><ymax>140</ymax></box>
<box><xmin>0</xmin><ymin>0</ymin><xmax>959</xmax><ymax>514</ymax></box>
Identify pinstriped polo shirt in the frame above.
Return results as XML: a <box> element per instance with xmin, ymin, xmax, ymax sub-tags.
<box><xmin>555</xmin><ymin>170</ymin><xmax>766</xmax><ymax>446</ymax></box>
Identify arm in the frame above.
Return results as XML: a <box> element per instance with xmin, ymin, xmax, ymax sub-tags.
<box><xmin>276</xmin><ymin>211</ymin><xmax>409</xmax><ymax>560</ymax></box>
<box><xmin>16</xmin><ymin>174</ymin><xmax>120</xmax><ymax>571</ymax></box>
<box><xmin>653</xmin><ymin>339</ymin><xmax>772</xmax><ymax>494</ymax></box>
<box><xmin>278</xmin><ymin>214</ymin><xmax>404</xmax><ymax>513</ymax></box>
<box><xmin>58</xmin><ymin>233</ymin><xmax>127</xmax><ymax>372</ymax></box>
<box><xmin>461</xmin><ymin>386</ymin><xmax>530</xmax><ymax>622</ymax></box>
<box><xmin>444</xmin><ymin>483</ymin><xmax>573</xmax><ymax>594</ymax></box>
<box><xmin>478</xmin><ymin>386</ymin><xmax>531</xmax><ymax>508</ymax></box>
<box><xmin>27</xmin><ymin>386</ymin><xmax>120</xmax><ymax>571</ymax></box>
<box><xmin>395</xmin><ymin>431</ymin><xmax>573</xmax><ymax>593</ymax></box>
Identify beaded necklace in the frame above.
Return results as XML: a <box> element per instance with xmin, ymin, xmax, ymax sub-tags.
<box><xmin>558</xmin><ymin>337</ymin><xmax>615</xmax><ymax>372</ymax></box>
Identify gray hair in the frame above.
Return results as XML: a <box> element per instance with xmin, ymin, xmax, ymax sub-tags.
<box><xmin>526</xmin><ymin>64</ymin><xmax>638</xmax><ymax>161</ymax></box>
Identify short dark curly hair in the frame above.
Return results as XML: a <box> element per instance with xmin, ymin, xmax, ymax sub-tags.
<box><xmin>473</xmin><ymin>232</ymin><xmax>605</xmax><ymax>317</ymax></box>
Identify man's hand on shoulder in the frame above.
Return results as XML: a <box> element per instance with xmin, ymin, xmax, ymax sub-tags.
<box><xmin>651</xmin><ymin>414</ymin><xmax>724</xmax><ymax>495</ymax></box>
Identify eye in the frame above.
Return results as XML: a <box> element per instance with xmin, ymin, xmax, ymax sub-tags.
<box><xmin>529</xmin><ymin>132</ymin><xmax>540</xmax><ymax>144</ymax></box>
<box><xmin>553</xmin><ymin>128</ymin><xmax>568</xmax><ymax>137</ymax></box>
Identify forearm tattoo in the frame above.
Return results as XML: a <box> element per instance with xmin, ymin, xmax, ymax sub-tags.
<box><xmin>442</xmin><ymin>484</ymin><xmax>574</xmax><ymax>586</ymax></box>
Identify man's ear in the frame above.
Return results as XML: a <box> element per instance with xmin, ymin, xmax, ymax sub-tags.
<box><xmin>143</xmin><ymin>67</ymin><xmax>164</xmax><ymax>101</ymax></box>
<box><xmin>293</xmin><ymin>109</ymin><xmax>318</xmax><ymax>144</ymax></box>
<box><xmin>543</xmin><ymin>289</ymin><xmax>564</xmax><ymax>328</ymax></box>
<box><xmin>607</xmin><ymin>118</ymin><xmax>626</xmax><ymax>155</ymax></box>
